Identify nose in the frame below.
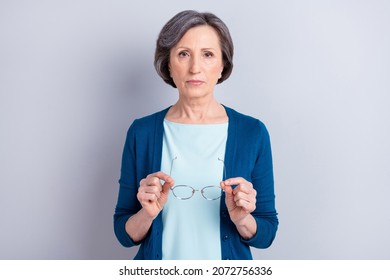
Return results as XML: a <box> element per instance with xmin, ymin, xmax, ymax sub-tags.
<box><xmin>189</xmin><ymin>55</ymin><xmax>201</xmax><ymax>74</ymax></box>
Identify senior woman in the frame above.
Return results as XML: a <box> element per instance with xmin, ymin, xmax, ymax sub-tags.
<box><xmin>114</xmin><ymin>10</ymin><xmax>278</xmax><ymax>260</ymax></box>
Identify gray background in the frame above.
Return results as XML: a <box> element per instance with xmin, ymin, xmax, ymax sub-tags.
<box><xmin>1</xmin><ymin>0</ymin><xmax>389</xmax><ymax>259</ymax></box>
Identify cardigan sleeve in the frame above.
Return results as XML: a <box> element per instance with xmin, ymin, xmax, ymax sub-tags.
<box><xmin>241</xmin><ymin>120</ymin><xmax>279</xmax><ymax>249</ymax></box>
<box><xmin>113</xmin><ymin>120</ymin><xmax>142</xmax><ymax>247</ymax></box>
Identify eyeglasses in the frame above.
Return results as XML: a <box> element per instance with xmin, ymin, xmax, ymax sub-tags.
<box><xmin>169</xmin><ymin>156</ymin><xmax>226</xmax><ymax>200</ymax></box>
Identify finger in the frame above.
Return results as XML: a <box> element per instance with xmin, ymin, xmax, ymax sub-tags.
<box><xmin>145</xmin><ymin>176</ymin><xmax>162</xmax><ymax>188</ymax></box>
<box><xmin>231</xmin><ymin>191</ymin><xmax>256</xmax><ymax>210</ymax></box>
<box><xmin>221</xmin><ymin>184</ymin><xmax>236</xmax><ymax>210</ymax></box>
<box><xmin>225</xmin><ymin>183</ymin><xmax>256</xmax><ymax>210</ymax></box>
<box><xmin>161</xmin><ymin>179</ymin><xmax>174</xmax><ymax>194</ymax></box>
<box><xmin>221</xmin><ymin>183</ymin><xmax>233</xmax><ymax>195</ymax></box>
<box><xmin>147</xmin><ymin>171</ymin><xmax>174</xmax><ymax>185</ymax></box>
<box><xmin>234</xmin><ymin>198</ymin><xmax>256</xmax><ymax>213</ymax></box>
<box><xmin>137</xmin><ymin>191</ymin><xmax>158</xmax><ymax>203</ymax></box>
<box><xmin>222</xmin><ymin>180</ymin><xmax>255</xmax><ymax>200</ymax></box>
<box><xmin>233</xmin><ymin>190</ymin><xmax>250</xmax><ymax>201</ymax></box>
<box><xmin>222</xmin><ymin>177</ymin><xmax>249</xmax><ymax>187</ymax></box>
<box><xmin>140</xmin><ymin>185</ymin><xmax>162</xmax><ymax>198</ymax></box>
<box><xmin>220</xmin><ymin>181</ymin><xmax>234</xmax><ymax>195</ymax></box>
<box><xmin>233</xmin><ymin>185</ymin><xmax>256</xmax><ymax>196</ymax></box>
<box><xmin>139</xmin><ymin>178</ymin><xmax>147</xmax><ymax>187</ymax></box>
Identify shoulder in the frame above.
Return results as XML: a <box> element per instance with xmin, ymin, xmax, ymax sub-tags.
<box><xmin>127</xmin><ymin>107</ymin><xmax>169</xmax><ymax>133</ymax></box>
<box><xmin>224</xmin><ymin>106</ymin><xmax>269</xmax><ymax>136</ymax></box>
<box><xmin>132</xmin><ymin>107</ymin><xmax>169</xmax><ymax>127</ymax></box>
<box><xmin>127</xmin><ymin>108</ymin><xmax>169</xmax><ymax>137</ymax></box>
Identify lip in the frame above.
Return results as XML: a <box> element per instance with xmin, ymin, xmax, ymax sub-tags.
<box><xmin>186</xmin><ymin>80</ymin><xmax>204</xmax><ymax>86</ymax></box>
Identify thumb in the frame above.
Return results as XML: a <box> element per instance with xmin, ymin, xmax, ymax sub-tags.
<box><xmin>223</xmin><ymin>185</ymin><xmax>234</xmax><ymax>200</ymax></box>
<box><xmin>221</xmin><ymin>181</ymin><xmax>233</xmax><ymax>196</ymax></box>
<box><xmin>157</xmin><ymin>179</ymin><xmax>174</xmax><ymax>209</ymax></box>
<box><xmin>162</xmin><ymin>178</ymin><xmax>174</xmax><ymax>195</ymax></box>
<box><xmin>221</xmin><ymin>182</ymin><xmax>236</xmax><ymax>210</ymax></box>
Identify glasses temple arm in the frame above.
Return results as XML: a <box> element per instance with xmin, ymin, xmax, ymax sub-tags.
<box><xmin>218</xmin><ymin>157</ymin><xmax>226</xmax><ymax>181</ymax></box>
<box><xmin>169</xmin><ymin>156</ymin><xmax>178</xmax><ymax>177</ymax></box>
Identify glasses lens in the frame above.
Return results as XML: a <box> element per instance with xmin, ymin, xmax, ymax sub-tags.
<box><xmin>171</xmin><ymin>185</ymin><xmax>194</xmax><ymax>200</ymax></box>
<box><xmin>202</xmin><ymin>186</ymin><xmax>222</xmax><ymax>200</ymax></box>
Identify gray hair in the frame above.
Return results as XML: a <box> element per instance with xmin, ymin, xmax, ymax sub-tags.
<box><xmin>154</xmin><ymin>10</ymin><xmax>234</xmax><ymax>88</ymax></box>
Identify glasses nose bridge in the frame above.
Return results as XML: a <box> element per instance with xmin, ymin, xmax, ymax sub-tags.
<box><xmin>169</xmin><ymin>156</ymin><xmax>225</xmax><ymax>200</ymax></box>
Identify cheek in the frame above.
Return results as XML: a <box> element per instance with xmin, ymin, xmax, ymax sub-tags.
<box><xmin>210</xmin><ymin>65</ymin><xmax>224</xmax><ymax>79</ymax></box>
<box><xmin>169</xmin><ymin>61</ymin><xmax>185</xmax><ymax>77</ymax></box>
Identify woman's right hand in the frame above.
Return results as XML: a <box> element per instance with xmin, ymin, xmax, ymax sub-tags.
<box><xmin>137</xmin><ymin>171</ymin><xmax>174</xmax><ymax>219</ymax></box>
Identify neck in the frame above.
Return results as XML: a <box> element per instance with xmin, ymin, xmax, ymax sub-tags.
<box><xmin>166</xmin><ymin>98</ymin><xmax>228</xmax><ymax>124</ymax></box>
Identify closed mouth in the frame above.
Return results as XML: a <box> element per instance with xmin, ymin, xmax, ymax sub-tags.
<box><xmin>187</xmin><ymin>80</ymin><xmax>204</xmax><ymax>85</ymax></box>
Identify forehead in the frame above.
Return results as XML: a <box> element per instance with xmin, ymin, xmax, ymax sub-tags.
<box><xmin>175</xmin><ymin>25</ymin><xmax>221</xmax><ymax>48</ymax></box>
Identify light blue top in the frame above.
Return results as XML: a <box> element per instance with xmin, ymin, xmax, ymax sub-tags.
<box><xmin>161</xmin><ymin>119</ymin><xmax>228</xmax><ymax>260</ymax></box>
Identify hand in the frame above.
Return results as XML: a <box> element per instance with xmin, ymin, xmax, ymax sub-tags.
<box><xmin>220</xmin><ymin>177</ymin><xmax>257</xmax><ymax>225</ymax></box>
<box><xmin>137</xmin><ymin>171</ymin><xmax>174</xmax><ymax>219</ymax></box>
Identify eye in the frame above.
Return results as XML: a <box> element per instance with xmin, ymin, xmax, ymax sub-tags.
<box><xmin>178</xmin><ymin>51</ymin><xmax>189</xmax><ymax>57</ymax></box>
<box><xmin>204</xmin><ymin>51</ymin><xmax>214</xmax><ymax>58</ymax></box>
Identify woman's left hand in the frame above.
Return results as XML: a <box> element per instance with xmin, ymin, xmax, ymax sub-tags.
<box><xmin>220</xmin><ymin>177</ymin><xmax>257</xmax><ymax>225</ymax></box>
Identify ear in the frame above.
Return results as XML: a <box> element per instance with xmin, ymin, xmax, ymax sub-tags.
<box><xmin>220</xmin><ymin>65</ymin><xmax>224</xmax><ymax>78</ymax></box>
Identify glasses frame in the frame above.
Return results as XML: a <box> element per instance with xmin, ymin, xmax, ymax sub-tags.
<box><xmin>169</xmin><ymin>156</ymin><xmax>226</xmax><ymax>201</ymax></box>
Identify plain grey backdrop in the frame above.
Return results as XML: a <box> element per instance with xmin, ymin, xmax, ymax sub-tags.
<box><xmin>1</xmin><ymin>0</ymin><xmax>389</xmax><ymax>259</ymax></box>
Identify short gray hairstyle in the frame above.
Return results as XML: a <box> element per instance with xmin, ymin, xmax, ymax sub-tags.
<box><xmin>154</xmin><ymin>10</ymin><xmax>234</xmax><ymax>88</ymax></box>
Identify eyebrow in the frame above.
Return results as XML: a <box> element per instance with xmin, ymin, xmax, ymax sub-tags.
<box><xmin>175</xmin><ymin>46</ymin><xmax>217</xmax><ymax>51</ymax></box>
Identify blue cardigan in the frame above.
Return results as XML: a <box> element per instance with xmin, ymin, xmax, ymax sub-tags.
<box><xmin>114</xmin><ymin>106</ymin><xmax>278</xmax><ymax>260</ymax></box>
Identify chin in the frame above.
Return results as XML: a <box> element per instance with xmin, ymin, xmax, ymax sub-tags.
<box><xmin>181</xmin><ymin>87</ymin><xmax>213</xmax><ymax>99</ymax></box>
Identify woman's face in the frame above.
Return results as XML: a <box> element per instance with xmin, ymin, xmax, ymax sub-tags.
<box><xmin>169</xmin><ymin>25</ymin><xmax>224</xmax><ymax>101</ymax></box>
